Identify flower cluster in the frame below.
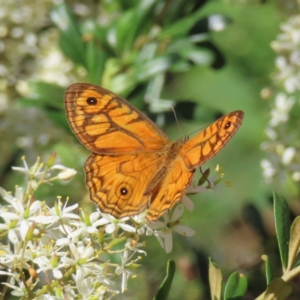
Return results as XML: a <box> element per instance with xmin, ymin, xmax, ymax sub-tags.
<box><xmin>271</xmin><ymin>16</ymin><xmax>300</xmax><ymax>93</ymax></box>
<box><xmin>0</xmin><ymin>1</ymin><xmax>89</xmax><ymax>161</ymax></box>
<box><xmin>0</xmin><ymin>155</ymin><xmax>215</xmax><ymax>299</ymax></box>
<box><xmin>261</xmin><ymin>13</ymin><xmax>300</xmax><ymax>184</ymax></box>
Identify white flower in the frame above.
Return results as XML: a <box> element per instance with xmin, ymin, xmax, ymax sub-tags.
<box><xmin>35</xmin><ymin>47</ymin><xmax>74</xmax><ymax>86</ymax></box>
<box><xmin>149</xmin><ymin>204</ymin><xmax>195</xmax><ymax>253</ymax></box>
<box><xmin>271</xmin><ymin>16</ymin><xmax>300</xmax><ymax>93</ymax></box>
<box><xmin>269</xmin><ymin>93</ymin><xmax>295</xmax><ymax>127</ymax></box>
<box><xmin>264</xmin><ymin>127</ymin><xmax>277</xmax><ymax>140</ymax></box>
<box><xmin>0</xmin><ymin>186</ymin><xmax>42</xmax><ymax>244</ymax></box>
<box><xmin>292</xmin><ymin>172</ymin><xmax>300</xmax><ymax>181</ymax></box>
<box><xmin>95</xmin><ymin>213</ymin><xmax>136</xmax><ymax>234</ymax></box>
<box><xmin>3</xmin><ymin>278</ymin><xmax>38</xmax><ymax>297</ymax></box>
<box><xmin>282</xmin><ymin>147</ymin><xmax>296</xmax><ymax>165</ymax></box>
<box><xmin>12</xmin><ymin>156</ymin><xmax>44</xmax><ymax>178</ymax></box>
<box><xmin>131</xmin><ymin>212</ymin><xmax>151</xmax><ymax>235</ymax></box>
<box><xmin>61</xmin><ymin>242</ymin><xmax>112</xmax><ymax>297</ymax></box>
<box><xmin>51</xmin><ymin>164</ymin><xmax>77</xmax><ymax>180</ymax></box>
<box><xmin>0</xmin><ymin>244</ymin><xmax>20</xmax><ymax>269</ymax></box>
<box><xmin>208</xmin><ymin>14</ymin><xmax>227</xmax><ymax>32</ymax></box>
<box><xmin>0</xmin><ymin>186</ymin><xmax>23</xmax><ymax>205</ymax></box>
<box><xmin>181</xmin><ymin>194</ymin><xmax>194</xmax><ymax>211</ymax></box>
<box><xmin>125</xmin><ymin>238</ymin><xmax>146</xmax><ymax>255</ymax></box>
<box><xmin>35</xmin><ymin>253</ymin><xmax>65</xmax><ymax>280</ymax></box>
<box><xmin>61</xmin><ymin>242</ymin><xmax>95</xmax><ymax>267</ymax></box>
<box><xmin>34</xmin><ymin>197</ymin><xmax>79</xmax><ymax>225</ymax></box>
<box><xmin>69</xmin><ymin>211</ymin><xmax>101</xmax><ymax>238</ymax></box>
<box><xmin>74</xmin><ymin>267</ymin><xmax>94</xmax><ymax>298</ymax></box>
<box><xmin>115</xmin><ymin>250</ymin><xmax>140</xmax><ymax>293</ymax></box>
<box><xmin>261</xmin><ymin>159</ymin><xmax>277</xmax><ymax>182</ymax></box>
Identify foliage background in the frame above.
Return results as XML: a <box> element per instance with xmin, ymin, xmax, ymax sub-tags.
<box><xmin>0</xmin><ymin>0</ymin><xmax>299</xmax><ymax>299</ymax></box>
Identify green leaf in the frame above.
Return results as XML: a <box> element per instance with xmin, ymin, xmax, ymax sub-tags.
<box><xmin>101</xmin><ymin>58</ymin><xmax>138</xmax><ymax>94</ymax></box>
<box><xmin>287</xmin><ymin>216</ymin><xmax>300</xmax><ymax>270</ymax></box>
<box><xmin>134</xmin><ymin>55</ymin><xmax>178</xmax><ymax>81</ymax></box>
<box><xmin>261</xmin><ymin>255</ymin><xmax>274</xmax><ymax>285</ymax></box>
<box><xmin>259</xmin><ymin>278</ymin><xmax>292</xmax><ymax>300</ymax></box>
<box><xmin>51</xmin><ymin>3</ymin><xmax>86</xmax><ymax>66</ymax></box>
<box><xmin>295</xmin><ymin>259</ymin><xmax>300</xmax><ymax>267</ymax></box>
<box><xmin>224</xmin><ymin>272</ymin><xmax>247</xmax><ymax>300</ymax></box>
<box><xmin>21</xmin><ymin>82</ymin><xmax>65</xmax><ymax>109</ymax></box>
<box><xmin>88</xmin><ymin>21</ymin><xmax>115</xmax><ymax>57</ymax></box>
<box><xmin>273</xmin><ymin>192</ymin><xmax>290</xmax><ymax>270</ymax></box>
<box><xmin>158</xmin><ymin>9</ymin><xmax>204</xmax><ymax>39</ymax></box>
<box><xmin>112</xmin><ymin>0</ymin><xmax>157</xmax><ymax>53</ymax></box>
<box><xmin>154</xmin><ymin>260</ymin><xmax>176</xmax><ymax>300</ymax></box>
<box><xmin>85</xmin><ymin>39</ymin><xmax>107</xmax><ymax>84</ymax></box>
<box><xmin>209</xmin><ymin>258</ymin><xmax>222</xmax><ymax>300</ymax></box>
<box><xmin>166</xmin><ymin>38</ymin><xmax>212</xmax><ymax>66</ymax></box>
<box><xmin>20</xmin><ymin>81</ymin><xmax>68</xmax><ymax>130</ymax></box>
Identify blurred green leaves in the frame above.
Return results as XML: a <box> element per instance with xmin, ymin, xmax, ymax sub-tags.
<box><xmin>207</xmin><ymin>193</ymin><xmax>300</xmax><ymax>300</ymax></box>
<box><xmin>51</xmin><ymin>4</ymin><xmax>86</xmax><ymax>67</ymax></box>
<box><xmin>21</xmin><ymin>82</ymin><xmax>68</xmax><ymax>131</ymax></box>
<box><xmin>18</xmin><ymin>0</ymin><xmax>232</xmax><ymax>144</ymax></box>
<box><xmin>49</xmin><ymin>0</ymin><xmax>223</xmax><ymax>102</ymax></box>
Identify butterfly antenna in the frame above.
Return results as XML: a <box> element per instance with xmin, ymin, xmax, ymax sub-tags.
<box><xmin>171</xmin><ymin>107</ymin><xmax>183</xmax><ymax>137</ymax></box>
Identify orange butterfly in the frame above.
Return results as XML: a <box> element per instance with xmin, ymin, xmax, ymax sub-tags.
<box><xmin>64</xmin><ymin>83</ymin><xmax>244</xmax><ymax>222</ymax></box>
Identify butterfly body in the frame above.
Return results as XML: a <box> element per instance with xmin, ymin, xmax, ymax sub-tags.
<box><xmin>65</xmin><ymin>83</ymin><xmax>244</xmax><ymax>222</ymax></box>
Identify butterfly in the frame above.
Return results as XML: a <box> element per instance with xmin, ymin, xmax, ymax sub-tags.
<box><xmin>64</xmin><ymin>83</ymin><xmax>244</xmax><ymax>222</ymax></box>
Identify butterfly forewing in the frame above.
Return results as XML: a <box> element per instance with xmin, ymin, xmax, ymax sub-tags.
<box><xmin>180</xmin><ymin>110</ymin><xmax>244</xmax><ymax>170</ymax></box>
<box><xmin>64</xmin><ymin>83</ymin><xmax>169</xmax><ymax>155</ymax></box>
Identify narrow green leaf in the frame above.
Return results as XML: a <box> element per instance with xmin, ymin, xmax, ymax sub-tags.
<box><xmin>88</xmin><ymin>21</ymin><xmax>115</xmax><ymax>56</ymax></box>
<box><xmin>224</xmin><ymin>272</ymin><xmax>247</xmax><ymax>300</ymax></box>
<box><xmin>21</xmin><ymin>81</ymin><xmax>65</xmax><ymax>110</ymax></box>
<box><xmin>273</xmin><ymin>192</ymin><xmax>290</xmax><ymax>270</ymax></box>
<box><xmin>102</xmin><ymin>58</ymin><xmax>138</xmax><ymax>95</ymax></box>
<box><xmin>85</xmin><ymin>40</ymin><xmax>107</xmax><ymax>84</ymax></box>
<box><xmin>135</xmin><ymin>55</ymin><xmax>178</xmax><ymax>81</ymax></box>
<box><xmin>158</xmin><ymin>9</ymin><xmax>203</xmax><ymax>39</ymax></box>
<box><xmin>51</xmin><ymin>4</ymin><xmax>86</xmax><ymax>66</ymax></box>
<box><xmin>20</xmin><ymin>82</ymin><xmax>69</xmax><ymax>130</ymax></box>
<box><xmin>166</xmin><ymin>38</ymin><xmax>212</xmax><ymax>66</ymax></box>
<box><xmin>287</xmin><ymin>216</ymin><xmax>300</xmax><ymax>270</ymax></box>
<box><xmin>113</xmin><ymin>0</ymin><xmax>157</xmax><ymax>53</ymax></box>
<box><xmin>259</xmin><ymin>278</ymin><xmax>292</xmax><ymax>300</ymax></box>
<box><xmin>261</xmin><ymin>255</ymin><xmax>274</xmax><ymax>285</ymax></box>
<box><xmin>154</xmin><ymin>260</ymin><xmax>176</xmax><ymax>300</ymax></box>
<box><xmin>209</xmin><ymin>258</ymin><xmax>222</xmax><ymax>300</ymax></box>
<box><xmin>295</xmin><ymin>260</ymin><xmax>300</xmax><ymax>267</ymax></box>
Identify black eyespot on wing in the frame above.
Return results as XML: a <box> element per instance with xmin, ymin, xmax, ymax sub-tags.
<box><xmin>115</xmin><ymin>182</ymin><xmax>132</xmax><ymax>201</ymax></box>
<box><xmin>224</xmin><ymin>121</ymin><xmax>231</xmax><ymax>129</ymax></box>
<box><xmin>120</xmin><ymin>187</ymin><xmax>128</xmax><ymax>195</ymax></box>
<box><xmin>86</xmin><ymin>97</ymin><xmax>98</xmax><ymax>105</ymax></box>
